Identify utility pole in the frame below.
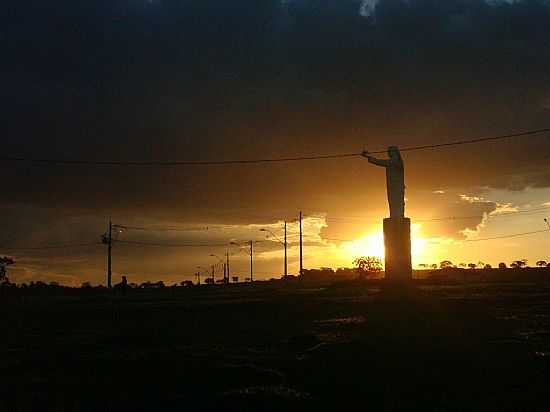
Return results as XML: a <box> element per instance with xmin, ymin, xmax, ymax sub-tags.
<box><xmin>101</xmin><ymin>219</ymin><xmax>113</xmax><ymax>288</ymax></box>
<box><xmin>212</xmin><ymin>265</ymin><xmax>215</xmax><ymax>284</ymax></box>
<box><xmin>250</xmin><ymin>240</ymin><xmax>253</xmax><ymax>282</ymax></box>
<box><xmin>284</xmin><ymin>221</ymin><xmax>288</xmax><ymax>277</ymax></box>
<box><xmin>196</xmin><ymin>271</ymin><xmax>201</xmax><ymax>285</ymax></box>
<box><xmin>226</xmin><ymin>251</ymin><xmax>230</xmax><ymax>284</ymax></box>
<box><xmin>299</xmin><ymin>211</ymin><xmax>303</xmax><ymax>278</ymax></box>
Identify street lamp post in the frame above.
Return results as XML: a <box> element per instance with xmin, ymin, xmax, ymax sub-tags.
<box><xmin>226</xmin><ymin>251</ymin><xmax>230</xmax><ymax>284</ymax></box>
<box><xmin>260</xmin><ymin>222</ymin><xmax>288</xmax><ymax>278</ymax></box>
<box><xmin>299</xmin><ymin>211</ymin><xmax>303</xmax><ymax>278</ymax></box>
<box><xmin>284</xmin><ymin>221</ymin><xmax>287</xmax><ymax>277</ymax></box>
<box><xmin>196</xmin><ymin>266</ymin><xmax>204</xmax><ymax>285</ymax></box>
<box><xmin>210</xmin><ymin>254</ymin><xmax>225</xmax><ymax>284</ymax></box>
<box><xmin>250</xmin><ymin>240</ymin><xmax>253</xmax><ymax>282</ymax></box>
<box><xmin>230</xmin><ymin>241</ymin><xmax>255</xmax><ymax>282</ymax></box>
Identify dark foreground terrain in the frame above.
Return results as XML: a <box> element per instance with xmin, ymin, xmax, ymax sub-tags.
<box><xmin>2</xmin><ymin>279</ymin><xmax>550</xmax><ymax>411</ymax></box>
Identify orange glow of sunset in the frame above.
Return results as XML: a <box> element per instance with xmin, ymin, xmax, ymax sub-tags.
<box><xmin>341</xmin><ymin>225</ymin><xmax>428</xmax><ymax>266</ymax></box>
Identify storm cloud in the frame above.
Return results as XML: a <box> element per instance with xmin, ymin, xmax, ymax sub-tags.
<box><xmin>2</xmin><ymin>0</ymin><xmax>550</xmax><ymax>282</ymax></box>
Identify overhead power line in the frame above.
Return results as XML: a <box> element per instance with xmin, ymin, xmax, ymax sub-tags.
<box><xmin>2</xmin><ymin>127</ymin><xmax>549</xmax><ymax>167</ymax></box>
<box><xmin>1</xmin><ymin>152</ymin><xmax>359</xmax><ymax>166</ymax></box>
<box><xmin>309</xmin><ymin>229</ymin><xmax>549</xmax><ymax>244</ymax></box>
<box><xmin>116</xmin><ymin>224</ymin><xmax>221</xmax><ymax>232</ymax></box>
<box><xmin>0</xmin><ymin>242</ymin><xmax>101</xmax><ymax>251</ymax></box>
<box><xmin>303</xmin><ymin>228</ymin><xmax>550</xmax><ymax>244</ymax></box>
<box><xmin>464</xmin><ymin>229</ymin><xmax>550</xmax><ymax>242</ymax></box>
<box><xmin>418</xmin><ymin>206</ymin><xmax>550</xmax><ymax>223</ymax></box>
<box><xmin>116</xmin><ymin>240</ymin><xmax>234</xmax><ymax>248</ymax></box>
<box><xmin>322</xmin><ymin>205</ymin><xmax>550</xmax><ymax>224</ymax></box>
<box><xmin>373</xmin><ymin>127</ymin><xmax>550</xmax><ymax>155</ymax></box>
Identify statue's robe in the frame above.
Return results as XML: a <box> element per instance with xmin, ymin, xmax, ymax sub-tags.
<box><xmin>368</xmin><ymin>156</ymin><xmax>405</xmax><ymax>218</ymax></box>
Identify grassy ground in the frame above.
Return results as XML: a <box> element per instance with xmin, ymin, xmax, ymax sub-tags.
<box><xmin>1</xmin><ymin>279</ymin><xmax>549</xmax><ymax>411</ymax></box>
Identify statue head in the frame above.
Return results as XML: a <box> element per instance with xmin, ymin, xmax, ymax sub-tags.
<box><xmin>388</xmin><ymin>146</ymin><xmax>400</xmax><ymax>158</ymax></box>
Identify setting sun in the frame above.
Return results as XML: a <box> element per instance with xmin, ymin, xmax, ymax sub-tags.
<box><xmin>341</xmin><ymin>225</ymin><xmax>428</xmax><ymax>268</ymax></box>
<box><xmin>343</xmin><ymin>231</ymin><xmax>385</xmax><ymax>260</ymax></box>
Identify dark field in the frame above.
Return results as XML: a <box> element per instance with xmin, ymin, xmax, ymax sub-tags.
<box><xmin>2</xmin><ymin>280</ymin><xmax>550</xmax><ymax>411</ymax></box>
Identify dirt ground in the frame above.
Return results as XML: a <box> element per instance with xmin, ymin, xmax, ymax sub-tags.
<box><xmin>2</xmin><ymin>279</ymin><xmax>549</xmax><ymax>411</ymax></box>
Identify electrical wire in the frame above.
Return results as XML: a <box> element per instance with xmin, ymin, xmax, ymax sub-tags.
<box><xmin>417</xmin><ymin>206</ymin><xmax>550</xmax><ymax>223</ymax></box>
<box><xmin>0</xmin><ymin>242</ymin><xmax>102</xmax><ymax>251</ymax></box>
<box><xmin>2</xmin><ymin>127</ymin><xmax>548</xmax><ymax>166</ymax></box>
<box><xmin>0</xmin><ymin>152</ymin><xmax>360</xmax><ymax>166</ymax></box>
<box><xmin>116</xmin><ymin>240</ymin><xmax>236</xmax><ymax>248</ymax></box>
<box><xmin>115</xmin><ymin>224</ymin><xmax>221</xmax><ymax>232</ymax></box>
<box><xmin>393</xmin><ymin>127</ymin><xmax>550</xmax><ymax>154</ymax></box>
<box><xmin>464</xmin><ymin>229</ymin><xmax>550</xmax><ymax>242</ymax></box>
<box><xmin>4</xmin><ymin>213</ymin><xmax>547</xmax><ymax>252</ymax></box>
<box><xmin>317</xmin><ymin>205</ymin><xmax>550</xmax><ymax>224</ymax></box>
<box><xmin>303</xmin><ymin>228</ymin><xmax>550</xmax><ymax>244</ymax></box>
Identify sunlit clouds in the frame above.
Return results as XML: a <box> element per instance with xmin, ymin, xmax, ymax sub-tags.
<box><xmin>4</xmin><ymin>1</ymin><xmax>550</xmax><ymax>285</ymax></box>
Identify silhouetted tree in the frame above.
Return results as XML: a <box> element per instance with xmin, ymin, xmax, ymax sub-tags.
<box><xmin>498</xmin><ymin>262</ymin><xmax>507</xmax><ymax>270</ymax></box>
<box><xmin>431</xmin><ymin>264</ymin><xmax>438</xmax><ymax>270</ymax></box>
<box><xmin>484</xmin><ymin>264</ymin><xmax>492</xmax><ymax>270</ymax></box>
<box><xmin>511</xmin><ymin>259</ymin><xmax>527</xmax><ymax>269</ymax></box>
<box><xmin>81</xmin><ymin>282</ymin><xmax>92</xmax><ymax>288</ymax></box>
<box><xmin>0</xmin><ymin>256</ymin><xmax>15</xmax><ymax>283</ymax></box>
<box><xmin>468</xmin><ymin>263</ymin><xmax>477</xmax><ymax>270</ymax></box>
<box><xmin>536</xmin><ymin>260</ymin><xmax>547</xmax><ymax>268</ymax></box>
<box><xmin>440</xmin><ymin>260</ymin><xmax>453</xmax><ymax>269</ymax></box>
<box><xmin>353</xmin><ymin>256</ymin><xmax>383</xmax><ymax>278</ymax></box>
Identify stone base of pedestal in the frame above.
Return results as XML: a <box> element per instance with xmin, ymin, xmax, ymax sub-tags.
<box><xmin>383</xmin><ymin>218</ymin><xmax>412</xmax><ymax>281</ymax></box>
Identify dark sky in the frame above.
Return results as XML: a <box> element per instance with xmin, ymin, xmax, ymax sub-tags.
<box><xmin>2</xmin><ymin>0</ymin><xmax>550</xmax><ymax>283</ymax></box>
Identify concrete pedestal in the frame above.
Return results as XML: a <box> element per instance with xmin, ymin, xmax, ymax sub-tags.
<box><xmin>383</xmin><ymin>218</ymin><xmax>412</xmax><ymax>281</ymax></box>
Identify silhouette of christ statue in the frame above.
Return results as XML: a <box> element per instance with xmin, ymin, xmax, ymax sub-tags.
<box><xmin>362</xmin><ymin>146</ymin><xmax>405</xmax><ymax>219</ymax></box>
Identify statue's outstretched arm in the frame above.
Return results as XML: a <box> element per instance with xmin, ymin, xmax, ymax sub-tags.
<box><xmin>361</xmin><ymin>150</ymin><xmax>391</xmax><ymax>167</ymax></box>
<box><xmin>368</xmin><ymin>157</ymin><xmax>391</xmax><ymax>167</ymax></box>
<box><xmin>366</xmin><ymin>156</ymin><xmax>390</xmax><ymax>168</ymax></box>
